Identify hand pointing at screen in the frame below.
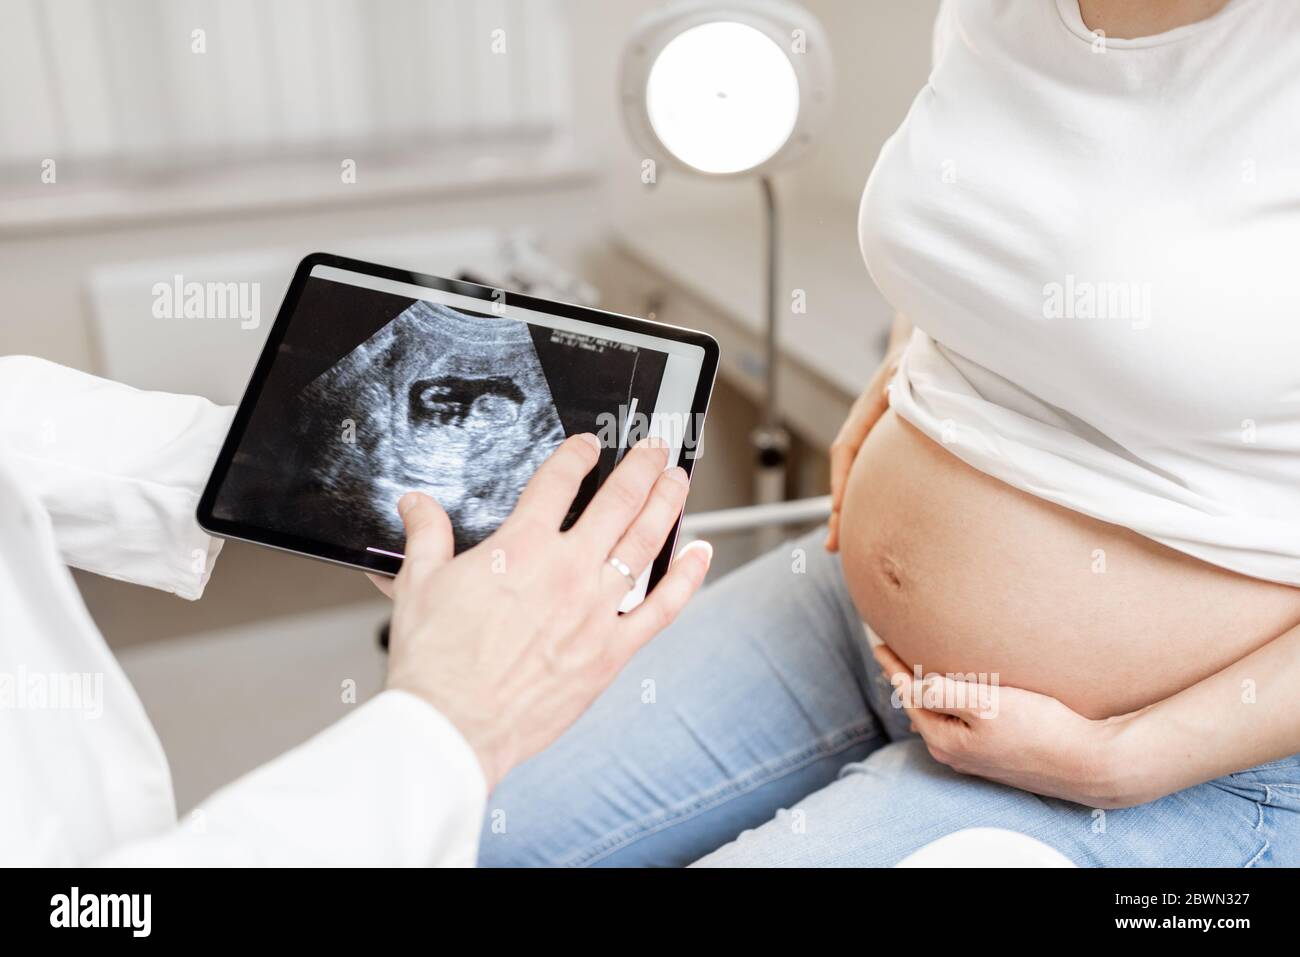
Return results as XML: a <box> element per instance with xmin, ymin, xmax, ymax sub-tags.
<box><xmin>0</xmin><ymin>350</ymin><xmax>710</xmax><ymax>868</ymax></box>
<box><xmin>375</xmin><ymin>433</ymin><xmax>712</xmax><ymax>788</ymax></box>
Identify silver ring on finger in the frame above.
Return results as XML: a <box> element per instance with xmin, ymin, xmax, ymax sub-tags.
<box><xmin>607</xmin><ymin>556</ymin><xmax>637</xmax><ymax>591</ymax></box>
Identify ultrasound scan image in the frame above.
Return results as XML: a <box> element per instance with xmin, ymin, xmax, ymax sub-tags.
<box><xmin>213</xmin><ymin>277</ymin><xmax>670</xmax><ymax>561</ymax></box>
<box><xmin>296</xmin><ymin>300</ymin><xmax>566</xmax><ymax>552</ymax></box>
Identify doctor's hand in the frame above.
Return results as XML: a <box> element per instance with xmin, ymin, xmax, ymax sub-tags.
<box><xmin>379</xmin><ymin>434</ymin><xmax>712</xmax><ymax>790</ymax></box>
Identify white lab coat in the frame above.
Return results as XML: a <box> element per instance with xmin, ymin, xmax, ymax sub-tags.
<box><xmin>0</xmin><ymin>356</ymin><xmax>486</xmax><ymax>866</ymax></box>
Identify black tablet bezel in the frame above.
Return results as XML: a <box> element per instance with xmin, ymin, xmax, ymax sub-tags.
<box><xmin>196</xmin><ymin>251</ymin><xmax>720</xmax><ymax>592</ymax></box>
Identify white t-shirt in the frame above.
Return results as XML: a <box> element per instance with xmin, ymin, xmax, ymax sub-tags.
<box><xmin>861</xmin><ymin>0</ymin><xmax>1300</xmax><ymax>586</ymax></box>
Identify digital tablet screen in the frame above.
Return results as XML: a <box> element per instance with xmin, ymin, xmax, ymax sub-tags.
<box><xmin>199</xmin><ymin>254</ymin><xmax>717</xmax><ymax>609</ymax></box>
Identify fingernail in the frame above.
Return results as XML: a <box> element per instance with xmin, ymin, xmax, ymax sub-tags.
<box><xmin>577</xmin><ymin>432</ymin><xmax>601</xmax><ymax>452</ymax></box>
<box><xmin>397</xmin><ymin>492</ymin><xmax>419</xmax><ymax>517</ymax></box>
<box><xmin>681</xmin><ymin>539</ymin><xmax>713</xmax><ymax>563</ymax></box>
<box><xmin>634</xmin><ymin>435</ymin><xmax>668</xmax><ymax>450</ymax></box>
<box><xmin>664</xmin><ymin>466</ymin><xmax>689</xmax><ymax>486</ymax></box>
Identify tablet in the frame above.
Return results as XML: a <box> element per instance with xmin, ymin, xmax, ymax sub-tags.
<box><xmin>197</xmin><ymin>252</ymin><xmax>719</xmax><ymax>609</ymax></box>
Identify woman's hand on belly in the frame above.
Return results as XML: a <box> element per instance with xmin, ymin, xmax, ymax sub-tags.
<box><xmin>875</xmin><ymin>616</ymin><xmax>1300</xmax><ymax>809</ymax></box>
<box><xmin>872</xmin><ymin>642</ymin><xmax>1144</xmax><ymax>808</ymax></box>
<box><xmin>825</xmin><ymin>318</ymin><xmax>910</xmax><ymax>553</ymax></box>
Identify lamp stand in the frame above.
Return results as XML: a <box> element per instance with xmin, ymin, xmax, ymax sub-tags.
<box><xmin>750</xmin><ymin>175</ymin><xmax>791</xmax><ymax>543</ymax></box>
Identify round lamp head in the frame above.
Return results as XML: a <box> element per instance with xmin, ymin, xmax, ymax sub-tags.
<box><xmin>622</xmin><ymin>0</ymin><xmax>832</xmax><ymax>178</ymax></box>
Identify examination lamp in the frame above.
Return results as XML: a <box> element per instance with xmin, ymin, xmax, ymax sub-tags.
<box><xmin>621</xmin><ymin>0</ymin><xmax>832</xmax><ymax>503</ymax></box>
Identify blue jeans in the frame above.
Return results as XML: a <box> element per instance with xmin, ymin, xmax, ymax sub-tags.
<box><xmin>478</xmin><ymin>529</ymin><xmax>1300</xmax><ymax>866</ymax></box>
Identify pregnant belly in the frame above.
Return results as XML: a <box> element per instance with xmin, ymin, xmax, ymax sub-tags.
<box><xmin>838</xmin><ymin>411</ymin><xmax>1300</xmax><ymax>719</ymax></box>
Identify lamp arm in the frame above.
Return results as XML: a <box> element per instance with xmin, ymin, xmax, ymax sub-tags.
<box><xmin>750</xmin><ymin>174</ymin><xmax>790</xmax><ymax>514</ymax></box>
<box><xmin>760</xmin><ymin>174</ymin><xmax>779</xmax><ymax>430</ymax></box>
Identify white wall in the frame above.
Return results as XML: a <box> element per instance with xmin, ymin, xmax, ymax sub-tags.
<box><xmin>796</xmin><ymin>0</ymin><xmax>939</xmax><ymax>203</ymax></box>
<box><xmin>0</xmin><ymin>0</ymin><xmax>939</xmax><ymax>373</ymax></box>
<box><xmin>0</xmin><ymin>183</ymin><xmax>600</xmax><ymax>372</ymax></box>
<box><xmin>568</xmin><ymin>0</ymin><xmax>940</xmax><ymax>222</ymax></box>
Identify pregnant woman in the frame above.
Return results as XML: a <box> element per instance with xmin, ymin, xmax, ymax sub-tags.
<box><xmin>478</xmin><ymin>0</ymin><xmax>1300</xmax><ymax>866</ymax></box>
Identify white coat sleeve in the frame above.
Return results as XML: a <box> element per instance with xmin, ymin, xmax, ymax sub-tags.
<box><xmin>95</xmin><ymin>691</ymin><xmax>489</xmax><ymax>867</ymax></box>
<box><xmin>0</xmin><ymin>355</ymin><xmax>233</xmax><ymax>599</ymax></box>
